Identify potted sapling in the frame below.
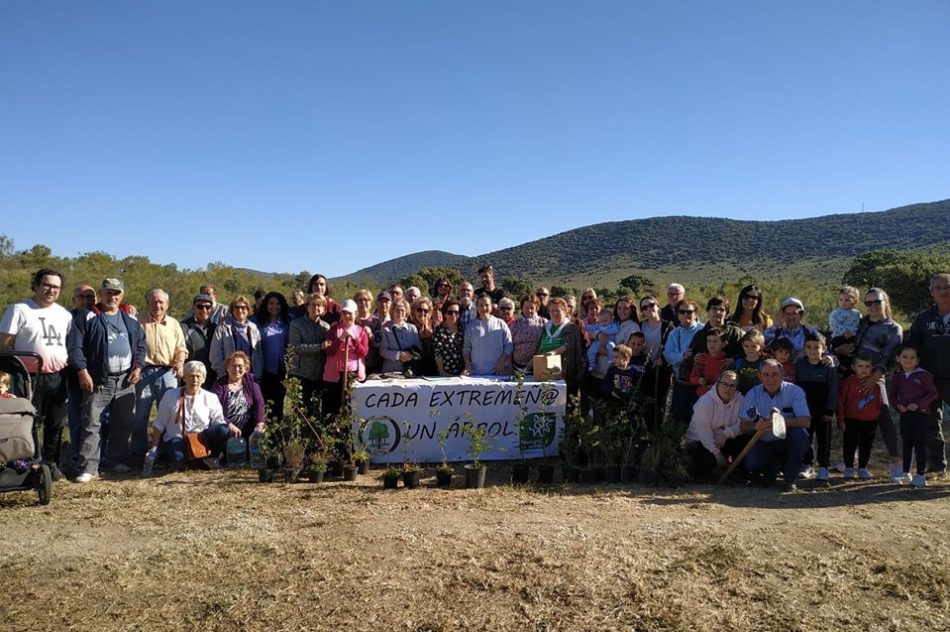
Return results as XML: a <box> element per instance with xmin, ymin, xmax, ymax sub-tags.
<box><xmin>463</xmin><ymin>418</ymin><xmax>492</xmax><ymax>489</ymax></box>
<box><xmin>353</xmin><ymin>448</ymin><xmax>370</xmax><ymax>475</ymax></box>
<box><xmin>307</xmin><ymin>454</ymin><xmax>328</xmax><ymax>484</ymax></box>
<box><xmin>383</xmin><ymin>465</ymin><xmax>402</xmax><ymax>489</ymax></box>
<box><xmin>512</xmin><ymin>381</ymin><xmax>531</xmax><ymax>485</ymax></box>
<box><xmin>435</xmin><ymin>429</ymin><xmax>454</xmax><ymax>487</ymax></box>
<box><xmin>282</xmin><ymin>440</ymin><xmax>306</xmax><ymax>483</ymax></box>
<box><xmin>400</xmin><ymin>421</ymin><xmax>421</xmax><ymax>489</ymax></box>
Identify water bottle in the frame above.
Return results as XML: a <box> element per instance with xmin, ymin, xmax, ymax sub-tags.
<box><xmin>227</xmin><ymin>436</ymin><xmax>248</xmax><ymax>468</ymax></box>
<box><xmin>142</xmin><ymin>447</ymin><xmax>157</xmax><ymax>477</ymax></box>
<box><xmin>248</xmin><ymin>426</ymin><xmax>265</xmax><ymax>470</ymax></box>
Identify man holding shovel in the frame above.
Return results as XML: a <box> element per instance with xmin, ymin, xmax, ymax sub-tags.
<box><xmin>739</xmin><ymin>359</ymin><xmax>812</xmax><ymax>492</ymax></box>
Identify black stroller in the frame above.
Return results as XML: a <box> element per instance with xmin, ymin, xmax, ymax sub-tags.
<box><xmin>0</xmin><ymin>351</ymin><xmax>52</xmax><ymax>505</ymax></box>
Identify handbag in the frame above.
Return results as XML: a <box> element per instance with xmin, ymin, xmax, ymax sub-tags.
<box><xmin>393</xmin><ymin>325</ymin><xmax>425</xmax><ymax>377</ymax></box>
<box><xmin>177</xmin><ymin>392</ymin><xmax>211</xmax><ymax>460</ymax></box>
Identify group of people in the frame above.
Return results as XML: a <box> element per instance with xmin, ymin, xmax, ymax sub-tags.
<box><xmin>2</xmin><ymin>264</ymin><xmax>948</xmax><ymax>492</ymax></box>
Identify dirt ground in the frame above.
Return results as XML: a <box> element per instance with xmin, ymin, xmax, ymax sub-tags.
<box><xmin>1</xmin><ymin>463</ymin><xmax>948</xmax><ymax>632</ymax></box>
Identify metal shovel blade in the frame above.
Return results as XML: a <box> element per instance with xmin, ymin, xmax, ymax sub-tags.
<box><xmin>770</xmin><ymin>408</ymin><xmax>786</xmax><ymax>440</ymax></box>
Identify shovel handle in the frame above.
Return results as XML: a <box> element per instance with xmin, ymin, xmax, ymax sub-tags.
<box><xmin>716</xmin><ymin>429</ymin><xmax>766</xmax><ymax>485</ymax></box>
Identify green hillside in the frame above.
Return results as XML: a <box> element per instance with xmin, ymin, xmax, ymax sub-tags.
<box><xmin>341</xmin><ymin>199</ymin><xmax>950</xmax><ymax>284</ymax></box>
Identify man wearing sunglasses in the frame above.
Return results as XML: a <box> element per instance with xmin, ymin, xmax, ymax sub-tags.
<box><xmin>181</xmin><ymin>294</ymin><xmax>218</xmax><ymax>388</ymax></box>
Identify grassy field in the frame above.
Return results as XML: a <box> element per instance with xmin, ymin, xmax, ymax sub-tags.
<box><xmin>2</xmin><ymin>463</ymin><xmax>948</xmax><ymax>632</ymax></box>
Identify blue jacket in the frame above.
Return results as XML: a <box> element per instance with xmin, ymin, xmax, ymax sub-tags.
<box><xmin>67</xmin><ymin>307</ymin><xmax>147</xmax><ymax>386</ymax></box>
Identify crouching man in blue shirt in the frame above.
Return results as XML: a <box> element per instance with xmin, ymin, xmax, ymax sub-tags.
<box><xmin>739</xmin><ymin>359</ymin><xmax>812</xmax><ymax>492</ymax></box>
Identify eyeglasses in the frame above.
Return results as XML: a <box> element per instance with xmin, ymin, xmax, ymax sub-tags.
<box><xmin>678</xmin><ymin>309</ymin><xmax>694</xmax><ymax>314</ymax></box>
<box><xmin>40</xmin><ymin>283</ymin><xmax>61</xmax><ymax>291</ymax></box>
<box><xmin>233</xmin><ymin>305</ymin><xmax>249</xmax><ymax>311</ymax></box>
<box><xmin>194</xmin><ymin>304</ymin><xmax>213</xmax><ymax>310</ymax></box>
<box><xmin>864</xmin><ymin>299</ymin><xmax>883</xmax><ymax>306</ymax></box>
<box><xmin>717</xmin><ymin>382</ymin><xmax>737</xmax><ymax>389</ymax></box>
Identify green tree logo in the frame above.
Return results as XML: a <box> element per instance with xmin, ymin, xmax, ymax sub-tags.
<box><xmin>519</xmin><ymin>412</ymin><xmax>556</xmax><ymax>451</ymax></box>
<box><xmin>363</xmin><ymin>416</ymin><xmax>400</xmax><ymax>454</ymax></box>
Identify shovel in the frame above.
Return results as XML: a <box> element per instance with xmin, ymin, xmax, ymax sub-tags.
<box><xmin>717</xmin><ymin>408</ymin><xmax>785</xmax><ymax>485</ymax></box>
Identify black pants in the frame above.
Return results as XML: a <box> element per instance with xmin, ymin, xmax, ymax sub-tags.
<box><xmin>843</xmin><ymin>418</ymin><xmax>877</xmax><ymax>469</ymax></box>
<box><xmin>687</xmin><ymin>435</ymin><xmax>751</xmax><ymax>480</ymax></box>
<box><xmin>32</xmin><ymin>371</ymin><xmax>68</xmax><ymax>465</ymax></box>
<box><xmin>901</xmin><ymin>411</ymin><xmax>931</xmax><ymax>475</ymax></box>
<box><xmin>295</xmin><ymin>376</ymin><xmax>324</xmax><ymax>418</ymax></box>
<box><xmin>926</xmin><ymin>396</ymin><xmax>947</xmax><ymax>472</ymax></box>
<box><xmin>804</xmin><ymin>415</ymin><xmax>832</xmax><ymax>468</ymax></box>
<box><xmin>259</xmin><ymin>372</ymin><xmax>286</xmax><ymax>421</ymax></box>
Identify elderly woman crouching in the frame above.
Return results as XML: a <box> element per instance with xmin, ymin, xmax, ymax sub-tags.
<box><xmin>149</xmin><ymin>361</ymin><xmax>242</xmax><ymax>467</ymax></box>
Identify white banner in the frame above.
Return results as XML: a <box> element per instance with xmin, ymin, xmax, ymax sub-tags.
<box><xmin>351</xmin><ymin>376</ymin><xmax>566</xmax><ymax>464</ymax></box>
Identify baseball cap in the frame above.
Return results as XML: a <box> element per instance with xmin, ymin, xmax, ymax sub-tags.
<box><xmin>780</xmin><ymin>297</ymin><xmax>804</xmax><ymax>311</ymax></box>
<box><xmin>101</xmin><ymin>278</ymin><xmax>124</xmax><ymax>292</ymax></box>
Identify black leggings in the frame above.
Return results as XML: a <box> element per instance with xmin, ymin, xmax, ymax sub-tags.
<box><xmin>843</xmin><ymin>418</ymin><xmax>877</xmax><ymax>469</ymax></box>
<box><xmin>900</xmin><ymin>411</ymin><xmax>931</xmax><ymax>475</ymax></box>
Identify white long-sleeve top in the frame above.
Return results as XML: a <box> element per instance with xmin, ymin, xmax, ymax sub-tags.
<box><xmin>152</xmin><ymin>387</ymin><xmax>227</xmax><ymax>442</ymax></box>
<box><xmin>685</xmin><ymin>388</ymin><xmax>745</xmax><ymax>459</ymax></box>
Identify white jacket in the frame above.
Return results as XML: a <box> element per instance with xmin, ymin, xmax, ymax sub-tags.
<box><xmin>686</xmin><ymin>388</ymin><xmax>745</xmax><ymax>459</ymax></box>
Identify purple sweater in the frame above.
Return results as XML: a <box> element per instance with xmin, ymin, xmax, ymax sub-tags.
<box><xmin>211</xmin><ymin>372</ymin><xmax>266</xmax><ymax>429</ymax></box>
<box><xmin>891</xmin><ymin>368</ymin><xmax>939</xmax><ymax>412</ymax></box>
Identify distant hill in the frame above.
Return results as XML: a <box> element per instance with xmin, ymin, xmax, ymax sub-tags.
<box><xmin>337</xmin><ymin>199</ymin><xmax>950</xmax><ymax>285</ymax></box>
<box><xmin>338</xmin><ymin>250</ymin><xmax>473</xmax><ymax>284</ymax></box>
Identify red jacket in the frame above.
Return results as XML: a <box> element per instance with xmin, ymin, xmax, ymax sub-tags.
<box><xmin>837</xmin><ymin>374</ymin><xmax>885</xmax><ymax>422</ymax></box>
<box><xmin>690</xmin><ymin>352</ymin><xmax>728</xmax><ymax>396</ymax></box>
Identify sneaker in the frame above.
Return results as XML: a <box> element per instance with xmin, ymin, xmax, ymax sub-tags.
<box><xmin>896</xmin><ymin>473</ymin><xmax>911</xmax><ymax>485</ymax></box>
<box><xmin>74</xmin><ymin>472</ymin><xmax>98</xmax><ymax>484</ymax></box>
<box><xmin>843</xmin><ymin>467</ymin><xmax>854</xmax><ymax>480</ymax></box>
<box><xmin>834</xmin><ymin>462</ymin><xmax>847</xmax><ymax>473</ymax></box>
<box><xmin>783</xmin><ymin>482</ymin><xmax>798</xmax><ymax>493</ymax></box>
<box><xmin>800</xmin><ymin>466</ymin><xmax>816</xmax><ymax>480</ymax></box>
<box><xmin>816</xmin><ymin>467</ymin><xmax>829</xmax><ymax>482</ymax></box>
<box><xmin>48</xmin><ymin>463</ymin><xmax>66</xmax><ymax>481</ymax></box>
<box><xmin>858</xmin><ymin>468</ymin><xmax>872</xmax><ymax>480</ymax></box>
<box><xmin>888</xmin><ymin>462</ymin><xmax>903</xmax><ymax>481</ymax></box>
<box><xmin>112</xmin><ymin>464</ymin><xmax>132</xmax><ymax>473</ymax></box>
<box><xmin>911</xmin><ymin>474</ymin><xmax>927</xmax><ymax>488</ymax></box>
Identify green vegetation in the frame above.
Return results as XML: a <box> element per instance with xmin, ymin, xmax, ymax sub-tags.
<box><xmin>3</xmin><ymin>199</ymin><xmax>948</xmax><ymax>328</ymax></box>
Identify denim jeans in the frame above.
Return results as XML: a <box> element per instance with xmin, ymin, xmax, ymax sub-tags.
<box><xmin>133</xmin><ymin>367</ymin><xmax>178</xmax><ymax>462</ymax></box>
<box><xmin>745</xmin><ymin>427</ymin><xmax>810</xmax><ymax>483</ymax></box>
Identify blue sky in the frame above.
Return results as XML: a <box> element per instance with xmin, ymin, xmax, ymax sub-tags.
<box><xmin>2</xmin><ymin>1</ymin><xmax>948</xmax><ymax>278</ymax></box>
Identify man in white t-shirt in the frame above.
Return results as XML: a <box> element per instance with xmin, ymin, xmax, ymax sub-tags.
<box><xmin>0</xmin><ymin>268</ymin><xmax>74</xmax><ymax>480</ymax></box>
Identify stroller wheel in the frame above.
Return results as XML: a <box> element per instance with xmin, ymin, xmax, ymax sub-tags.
<box><xmin>37</xmin><ymin>464</ymin><xmax>52</xmax><ymax>506</ymax></box>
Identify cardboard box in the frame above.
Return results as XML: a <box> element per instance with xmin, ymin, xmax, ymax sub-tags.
<box><xmin>532</xmin><ymin>354</ymin><xmax>562</xmax><ymax>381</ymax></box>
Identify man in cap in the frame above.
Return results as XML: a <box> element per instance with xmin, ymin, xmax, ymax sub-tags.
<box><xmin>0</xmin><ymin>268</ymin><xmax>74</xmax><ymax>480</ymax></box>
<box><xmin>67</xmin><ymin>278</ymin><xmax>146</xmax><ymax>483</ymax></box>
<box><xmin>765</xmin><ymin>297</ymin><xmax>821</xmax><ymax>359</ymax></box>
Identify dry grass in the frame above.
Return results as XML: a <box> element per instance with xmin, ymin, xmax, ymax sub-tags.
<box><xmin>1</xmin><ymin>465</ymin><xmax>949</xmax><ymax>632</ymax></box>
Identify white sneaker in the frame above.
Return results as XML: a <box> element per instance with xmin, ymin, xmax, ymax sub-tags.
<box><xmin>801</xmin><ymin>466</ymin><xmax>816</xmax><ymax>480</ymax></box>
<box><xmin>911</xmin><ymin>474</ymin><xmax>927</xmax><ymax>488</ymax></box>
<box><xmin>816</xmin><ymin>467</ymin><xmax>829</xmax><ymax>482</ymax></box>
<box><xmin>112</xmin><ymin>464</ymin><xmax>132</xmax><ymax>473</ymax></box>
<box><xmin>843</xmin><ymin>467</ymin><xmax>854</xmax><ymax>480</ymax></box>
<box><xmin>834</xmin><ymin>462</ymin><xmax>847</xmax><ymax>473</ymax></box>
<box><xmin>74</xmin><ymin>472</ymin><xmax>97</xmax><ymax>484</ymax></box>
<box><xmin>894</xmin><ymin>473</ymin><xmax>911</xmax><ymax>485</ymax></box>
<box><xmin>858</xmin><ymin>468</ymin><xmax>872</xmax><ymax>480</ymax></box>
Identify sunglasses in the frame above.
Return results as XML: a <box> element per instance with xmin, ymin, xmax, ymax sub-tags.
<box><xmin>194</xmin><ymin>304</ymin><xmax>213</xmax><ymax>310</ymax></box>
<box><xmin>864</xmin><ymin>299</ymin><xmax>883</xmax><ymax>306</ymax></box>
<box><xmin>741</xmin><ymin>294</ymin><xmax>759</xmax><ymax>300</ymax></box>
<box><xmin>536</xmin><ymin>292</ymin><xmax>549</xmax><ymax>297</ymax></box>
<box><xmin>233</xmin><ymin>305</ymin><xmax>249</xmax><ymax>311</ymax></box>
<box><xmin>445</xmin><ymin>310</ymin><xmax>460</xmax><ymax>315</ymax></box>
<box><xmin>415</xmin><ymin>308</ymin><xmax>430</xmax><ymax>313</ymax></box>
<box><xmin>78</xmin><ymin>293</ymin><xmax>96</xmax><ymax>299</ymax></box>
<box><xmin>678</xmin><ymin>309</ymin><xmax>694</xmax><ymax>314</ymax></box>
<box><xmin>641</xmin><ymin>302</ymin><xmax>657</xmax><ymax>309</ymax></box>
